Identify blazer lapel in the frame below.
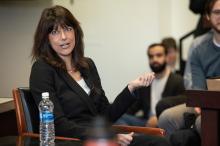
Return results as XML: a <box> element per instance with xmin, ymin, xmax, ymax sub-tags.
<box><xmin>162</xmin><ymin>73</ymin><xmax>172</xmax><ymax>97</ymax></box>
<box><xmin>57</xmin><ymin>69</ymin><xmax>98</xmax><ymax>115</ymax></box>
<box><xmin>146</xmin><ymin>86</ymin><xmax>151</xmax><ymax>111</ymax></box>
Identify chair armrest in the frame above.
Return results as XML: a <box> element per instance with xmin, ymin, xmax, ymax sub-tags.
<box><xmin>112</xmin><ymin>125</ymin><xmax>165</xmax><ymax>137</ymax></box>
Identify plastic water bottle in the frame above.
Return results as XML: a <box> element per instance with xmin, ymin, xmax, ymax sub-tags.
<box><xmin>39</xmin><ymin>92</ymin><xmax>55</xmax><ymax>145</ymax></box>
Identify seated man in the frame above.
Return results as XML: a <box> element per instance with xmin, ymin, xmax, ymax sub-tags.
<box><xmin>161</xmin><ymin>37</ymin><xmax>178</xmax><ymax>73</ymax></box>
<box><xmin>116</xmin><ymin>43</ymin><xmax>185</xmax><ymax>127</ymax></box>
<box><xmin>158</xmin><ymin>0</ymin><xmax>220</xmax><ymax>138</ymax></box>
<box><xmin>184</xmin><ymin>30</ymin><xmax>213</xmax><ymax>89</ymax></box>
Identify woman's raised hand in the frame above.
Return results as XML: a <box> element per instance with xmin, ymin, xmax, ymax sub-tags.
<box><xmin>128</xmin><ymin>72</ymin><xmax>155</xmax><ymax>93</ymax></box>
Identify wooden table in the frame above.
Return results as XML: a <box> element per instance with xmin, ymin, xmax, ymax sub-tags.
<box><xmin>186</xmin><ymin>90</ymin><xmax>220</xmax><ymax>146</ymax></box>
<box><xmin>0</xmin><ymin>97</ymin><xmax>14</xmax><ymax>113</ymax></box>
<box><xmin>0</xmin><ymin>97</ymin><xmax>17</xmax><ymax>137</ymax></box>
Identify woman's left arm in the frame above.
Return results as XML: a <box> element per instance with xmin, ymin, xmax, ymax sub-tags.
<box><xmin>88</xmin><ymin>58</ymin><xmax>154</xmax><ymax>122</ymax></box>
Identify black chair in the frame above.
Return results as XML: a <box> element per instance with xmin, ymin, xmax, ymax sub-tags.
<box><xmin>12</xmin><ymin>87</ymin><xmax>165</xmax><ymax>138</ymax></box>
<box><xmin>13</xmin><ymin>88</ymin><xmax>80</xmax><ymax>141</ymax></box>
<box><xmin>12</xmin><ymin>87</ymin><xmax>39</xmax><ymax>135</ymax></box>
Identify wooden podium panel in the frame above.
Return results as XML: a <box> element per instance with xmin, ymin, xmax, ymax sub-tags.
<box><xmin>186</xmin><ymin>90</ymin><xmax>220</xmax><ymax>146</ymax></box>
<box><xmin>207</xmin><ymin>78</ymin><xmax>220</xmax><ymax>91</ymax></box>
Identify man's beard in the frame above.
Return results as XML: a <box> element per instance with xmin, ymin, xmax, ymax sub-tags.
<box><xmin>150</xmin><ymin>62</ymin><xmax>166</xmax><ymax>73</ymax></box>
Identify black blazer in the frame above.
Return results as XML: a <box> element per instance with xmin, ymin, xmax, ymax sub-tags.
<box><xmin>30</xmin><ymin>58</ymin><xmax>137</xmax><ymax>139</ymax></box>
<box><xmin>127</xmin><ymin>73</ymin><xmax>185</xmax><ymax>119</ymax></box>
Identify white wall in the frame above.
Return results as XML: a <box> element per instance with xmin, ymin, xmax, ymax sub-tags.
<box><xmin>0</xmin><ymin>0</ymin><xmax>198</xmax><ymax>102</ymax></box>
<box><xmin>71</xmin><ymin>0</ymin><xmax>160</xmax><ymax>102</ymax></box>
<box><xmin>170</xmin><ymin>0</ymin><xmax>199</xmax><ymax>60</ymax></box>
<box><xmin>0</xmin><ymin>0</ymin><xmax>52</xmax><ymax>97</ymax></box>
<box><xmin>158</xmin><ymin>0</ymin><xmax>199</xmax><ymax>61</ymax></box>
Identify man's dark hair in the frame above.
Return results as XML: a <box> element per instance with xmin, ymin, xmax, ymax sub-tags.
<box><xmin>161</xmin><ymin>37</ymin><xmax>177</xmax><ymax>51</ymax></box>
<box><xmin>147</xmin><ymin>43</ymin><xmax>168</xmax><ymax>56</ymax></box>
<box><xmin>205</xmin><ymin>0</ymin><xmax>217</xmax><ymax>15</ymax></box>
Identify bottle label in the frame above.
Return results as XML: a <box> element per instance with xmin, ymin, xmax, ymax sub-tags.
<box><xmin>40</xmin><ymin>111</ymin><xmax>54</xmax><ymax>123</ymax></box>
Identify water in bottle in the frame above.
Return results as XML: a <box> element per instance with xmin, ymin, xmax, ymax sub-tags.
<box><xmin>39</xmin><ymin>92</ymin><xmax>55</xmax><ymax>145</ymax></box>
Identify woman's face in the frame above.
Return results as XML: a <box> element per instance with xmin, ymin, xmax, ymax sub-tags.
<box><xmin>48</xmin><ymin>25</ymin><xmax>75</xmax><ymax>59</ymax></box>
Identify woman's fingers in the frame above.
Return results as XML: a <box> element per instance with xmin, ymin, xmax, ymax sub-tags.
<box><xmin>117</xmin><ymin>132</ymin><xmax>134</xmax><ymax>146</ymax></box>
<box><xmin>128</xmin><ymin>72</ymin><xmax>155</xmax><ymax>92</ymax></box>
<box><xmin>144</xmin><ymin>72</ymin><xmax>155</xmax><ymax>86</ymax></box>
<box><xmin>194</xmin><ymin>107</ymin><xmax>201</xmax><ymax>114</ymax></box>
<box><xmin>139</xmin><ymin>72</ymin><xmax>155</xmax><ymax>86</ymax></box>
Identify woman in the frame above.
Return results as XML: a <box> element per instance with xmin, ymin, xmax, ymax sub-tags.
<box><xmin>30</xmin><ymin>5</ymin><xmax>170</xmax><ymax>146</ymax></box>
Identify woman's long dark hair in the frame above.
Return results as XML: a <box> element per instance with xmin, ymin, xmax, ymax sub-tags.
<box><xmin>32</xmin><ymin>5</ymin><xmax>88</xmax><ymax>70</ymax></box>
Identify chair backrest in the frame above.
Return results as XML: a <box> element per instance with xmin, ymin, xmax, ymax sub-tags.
<box><xmin>12</xmin><ymin>88</ymin><xmax>39</xmax><ymax>135</ymax></box>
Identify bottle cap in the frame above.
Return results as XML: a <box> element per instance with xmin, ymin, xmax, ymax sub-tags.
<box><xmin>42</xmin><ymin>92</ymin><xmax>49</xmax><ymax>99</ymax></box>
